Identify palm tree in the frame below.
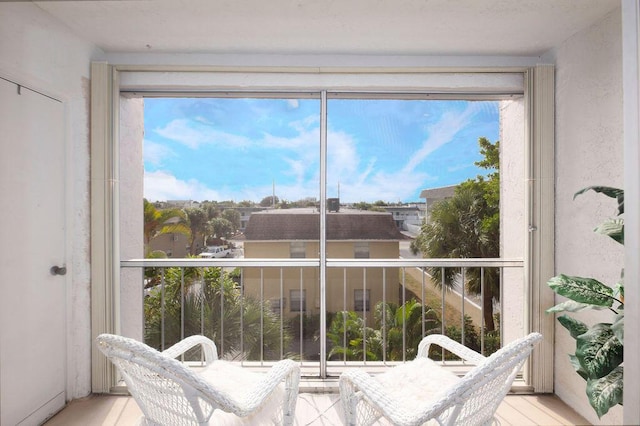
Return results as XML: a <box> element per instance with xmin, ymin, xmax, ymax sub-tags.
<box><xmin>411</xmin><ymin>138</ymin><xmax>500</xmax><ymax>332</ymax></box>
<box><xmin>143</xmin><ymin>199</ymin><xmax>191</xmax><ymax>254</ymax></box>
<box><xmin>184</xmin><ymin>207</ymin><xmax>208</xmax><ymax>255</ymax></box>
<box><xmin>327</xmin><ymin>300</ymin><xmax>441</xmax><ymax>361</ymax></box>
<box><xmin>144</xmin><ymin>266</ymin><xmax>291</xmax><ymax>360</ymax></box>
<box><xmin>327</xmin><ymin>311</ymin><xmax>380</xmax><ymax>361</ymax></box>
<box><xmin>374</xmin><ymin>300</ymin><xmax>441</xmax><ymax>360</ymax></box>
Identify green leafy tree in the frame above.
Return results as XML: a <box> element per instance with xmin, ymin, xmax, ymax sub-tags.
<box><xmin>143</xmin><ymin>199</ymin><xmax>190</xmax><ymax>255</ymax></box>
<box><xmin>327</xmin><ymin>300</ymin><xmax>442</xmax><ymax>361</ymax></box>
<box><xmin>327</xmin><ymin>310</ymin><xmax>380</xmax><ymax>361</ymax></box>
<box><xmin>201</xmin><ymin>202</ymin><xmax>220</xmax><ymax>221</ymax></box>
<box><xmin>221</xmin><ymin>209</ymin><xmax>241</xmax><ymax>233</ymax></box>
<box><xmin>206</xmin><ymin>217</ymin><xmax>234</xmax><ymax>242</ymax></box>
<box><xmin>411</xmin><ymin>137</ymin><xmax>500</xmax><ymax>331</ymax></box>
<box><xmin>260</xmin><ymin>195</ymin><xmax>279</xmax><ymax>207</ymax></box>
<box><xmin>375</xmin><ymin>300</ymin><xmax>440</xmax><ymax>360</ymax></box>
<box><xmin>145</xmin><ymin>266</ymin><xmax>291</xmax><ymax>360</ymax></box>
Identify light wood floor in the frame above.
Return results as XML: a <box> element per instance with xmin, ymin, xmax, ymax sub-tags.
<box><xmin>45</xmin><ymin>393</ymin><xmax>590</xmax><ymax>426</ymax></box>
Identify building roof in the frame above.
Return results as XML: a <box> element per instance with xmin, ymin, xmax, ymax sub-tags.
<box><xmin>244</xmin><ymin>209</ymin><xmax>406</xmax><ymax>241</ymax></box>
<box><xmin>419</xmin><ymin>185</ymin><xmax>456</xmax><ymax>200</ymax></box>
<box><xmin>382</xmin><ymin>205</ymin><xmax>421</xmax><ymax>212</ymax></box>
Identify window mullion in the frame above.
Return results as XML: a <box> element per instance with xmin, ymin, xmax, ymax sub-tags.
<box><xmin>319</xmin><ymin>90</ymin><xmax>328</xmax><ymax>378</ymax></box>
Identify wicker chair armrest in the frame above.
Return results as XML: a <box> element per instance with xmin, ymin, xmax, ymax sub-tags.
<box><xmin>416</xmin><ymin>334</ymin><xmax>485</xmax><ymax>364</ymax></box>
<box><xmin>161</xmin><ymin>335</ymin><xmax>218</xmax><ymax>364</ymax></box>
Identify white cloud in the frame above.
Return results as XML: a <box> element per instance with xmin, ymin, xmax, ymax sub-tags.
<box><xmin>144</xmin><ymin>170</ymin><xmax>303</xmax><ymax>203</ymax></box>
<box><xmin>447</xmin><ymin>163</ymin><xmax>475</xmax><ymax>173</ymax></box>
<box><xmin>154</xmin><ymin>119</ymin><xmax>251</xmax><ymax>149</ymax></box>
<box><xmin>144</xmin><ymin>170</ymin><xmax>221</xmax><ymax>202</ymax></box>
<box><xmin>143</xmin><ymin>139</ymin><xmax>175</xmax><ymax>166</ymax></box>
<box><xmin>194</xmin><ymin>116</ymin><xmax>213</xmax><ymax>125</ymax></box>
<box><xmin>402</xmin><ymin>103</ymin><xmax>480</xmax><ymax>174</ymax></box>
<box><xmin>290</xmin><ymin>115</ymin><xmax>318</xmax><ymax>133</ymax></box>
<box><xmin>323</xmin><ymin>128</ymin><xmax>430</xmax><ymax>202</ymax></box>
<box><xmin>145</xmin><ymin>102</ymin><xmax>485</xmax><ymax>203</ymax></box>
<box><xmin>336</xmin><ymin>168</ymin><xmax>431</xmax><ymax>203</ymax></box>
<box><xmin>282</xmin><ymin>157</ymin><xmax>307</xmax><ymax>183</ymax></box>
<box><xmin>327</xmin><ymin>130</ymin><xmax>360</xmax><ymax>179</ymax></box>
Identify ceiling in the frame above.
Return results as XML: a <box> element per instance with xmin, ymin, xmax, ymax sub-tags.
<box><xmin>34</xmin><ymin>0</ymin><xmax>620</xmax><ymax>57</ymax></box>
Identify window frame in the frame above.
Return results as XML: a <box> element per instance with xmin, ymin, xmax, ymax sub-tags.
<box><xmin>290</xmin><ymin>289</ymin><xmax>306</xmax><ymax>313</ymax></box>
<box><xmin>91</xmin><ymin>63</ymin><xmax>554</xmax><ymax>392</ymax></box>
<box><xmin>354</xmin><ymin>241</ymin><xmax>370</xmax><ymax>259</ymax></box>
<box><xmin>354</xmin><ymin>289</ymin><xmax>371</xmax><ymax>312</ymax></box>
<box><xmin>290</xmin><ymin>241</ymin><xmax>306</xmax><ymax>258</ymax></box>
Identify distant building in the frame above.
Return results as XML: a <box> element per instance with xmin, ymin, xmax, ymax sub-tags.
<box><xmin>230</xmin><ymin>206</ymin><xmax>266</xmax><ymax>232</ymax></box>
<box><xmin>419</xmin><ymin>185</ymin><xmax>457</xmax><ymax>224</ymax></box>
<box><xmin>381</xmin><ymin>204</ymin><xmax>425</xmax><ymax>233</ymax></box>
<box><xmin>148</xmin><ymin>216</ymin><xmax>192</xmax><ymax>258</ymax></box>
<box><xmin>154</xmin><ymin>200</ymin><xmax>200</xmax><ymax>209</ymax></box>
<box><xmin>150</xmin><ymin>232</ymin><xmax>191</xmax><ymax>258</ymax></box>
<box><xmin>243</xmin><ymin>209</ymin><xmax>406</xmax><ymax>322</ymax></box>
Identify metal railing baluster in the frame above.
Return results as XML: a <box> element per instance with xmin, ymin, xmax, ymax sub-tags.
<box><xmin>126</xmin><ymin>258</ymin><xmax>522</xmax><ymax>373</ymax></box>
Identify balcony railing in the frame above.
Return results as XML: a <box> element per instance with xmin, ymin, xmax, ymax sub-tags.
<box><xmin>121</xmin><ymin>257</ymin><xmax>523</xmax><ymax>378</ymax></box>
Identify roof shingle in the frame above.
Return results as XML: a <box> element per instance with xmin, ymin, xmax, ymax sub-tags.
<box><xmin>244</xmin><ymin>211</ymin><xmax>405</xmax><ymax>240</ymax></box>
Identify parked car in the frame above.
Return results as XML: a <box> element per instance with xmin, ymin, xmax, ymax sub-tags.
<box><xmin>198</xmin><ymin>245</ymin><xmax>230</xmax><ymax>258</ymax></box>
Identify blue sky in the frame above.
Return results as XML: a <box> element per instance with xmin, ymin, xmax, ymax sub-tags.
<box><xmin>143</xmin><ymin>97</ymin><xmax>500</xmax><ymax>203</ymax></box>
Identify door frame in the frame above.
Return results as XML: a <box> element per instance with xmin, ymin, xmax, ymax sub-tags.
<box><xmin>0</xmin><ymin>73</ymin><xmax>69</xmax><ymax>424</ymax></box>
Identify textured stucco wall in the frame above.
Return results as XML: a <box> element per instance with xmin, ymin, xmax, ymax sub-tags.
<box><xmin>542</xmin><ymin>7</ymin><xmax>624</xmax><ymax>424</ymax></box>
<box><xmin>119</xmin><ymin>97</ymin><xmax>145</xmax><ymax>341</ymax></box>
<box><xmin>0</xmin><ymin>3</ymin><xmax>104</xmax><ymax>399</ymax></box>
<box><xmin>500</xmin><ymin>99</ymin><xmax>526</xmax><ymax>347</ymax></box>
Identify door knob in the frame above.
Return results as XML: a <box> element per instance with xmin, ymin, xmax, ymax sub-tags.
<box><xmin>50</xmin><ymin>265</ymin><xmax>67</xmax><ymax>276</ymax></box>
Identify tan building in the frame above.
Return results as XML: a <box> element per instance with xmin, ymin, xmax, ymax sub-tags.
<box><xmin>149</xmin><ymin>232</ymin><xmax>191</xmax><ymax>258</ymax></box>
<box><xmin>147</xmin><ymin>216</ymin><xmax>195</xmax><ymax>258</ymax></box>
<box><xmin>243</xmin><ymin>209</ymin><xmax>405</xmax><ymax>321</ymax></box>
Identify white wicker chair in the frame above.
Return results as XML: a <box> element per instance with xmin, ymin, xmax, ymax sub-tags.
<box><xmin>96</xmin><ymin>334</ymin><xmax>300</xmax><ymax>425</ymax></box>
<box><xmin>339</xmin><ymin>332</ymin><xmax>542</xmax><ymax>426</ymax></box>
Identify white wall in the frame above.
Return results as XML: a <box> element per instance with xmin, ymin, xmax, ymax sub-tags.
<box><xmin>0</xmin><ymin>3</ymin><xmax>104</xmax><ymax>399</ymax></box>
<box><xmin>542</xmin><ymin>8</ymin><xmax>624</xmax><ymax>425</ymax></box>
<box><xmin>622</xmin><ymin>2</ymin><xmax>640</xmax><ymax>423</ymax></box>
<box><xmin>119</xmin><ymin>97</ymin><xmax>145</xmax><ymax>341</ymax></box>
<box><xmin>500</xmin><ymin>99</ymin><xmax>526</xmax><ymax>347</ymax></box>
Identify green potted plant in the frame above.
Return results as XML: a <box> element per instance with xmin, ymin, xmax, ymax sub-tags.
<box><xmin>546</xmin><ymin>186</ymin><xmax>624</xmax><ymax>418</ymax></box>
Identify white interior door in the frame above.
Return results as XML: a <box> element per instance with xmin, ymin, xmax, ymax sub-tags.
<box><xmin>0</xmin><ymin>78</ymin><xmax>67</xmax><ymax>425</ymax></box>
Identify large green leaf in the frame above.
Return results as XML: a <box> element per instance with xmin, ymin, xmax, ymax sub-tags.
<box><xmin>594</xmin><ymin>218</ymin><xmax>624</xmax><ymax>245</ymax></box>
<box><xmin>547</xmin><ymin>300</ymin><xmax>606</xmax><ymax>314</ymax></box>
<box><xmin>569</xmin><ymin>354</ymin><xmax>589</xmax><ymax>380</ymax></box>
<box><xmin>574</xmin><ymin>186</ymin><xmax>624</xmax><ymax>215</ymax></box>
<box><xmin>586</xmin><ymin>366</ymin><xmax>623</xmax><ymax>418</ymax></box>
<box><xmin>557</xmin><ymin>315</ymin><xmax>588</xmax><ymax>339</ymax></box>
<box><xmin>614</xmin><ymin>278</ymin><xmax>624</xmax><ymax>307</ymax></box>
<box><xmin>576</xmin><ymin>323</ymin><xmax>623</xmax><ymax>379</ymax></box>
<box><xmin>611</xmin><ymin>313</ymin><xmax>624</xmax><ymax>345</ymax></box>
<box><xmin>548</xmin><ymin>275</ymin><xmax>614</xmax><ymax>307</ymax></box>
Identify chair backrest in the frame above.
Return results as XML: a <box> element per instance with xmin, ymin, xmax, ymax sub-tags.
<box><xmin>428</xmin><ymin>332</ymin><xmax>542</xmax><ymax>426</ymax></box>
<box><xmin>96</xmin><ymin>334</ymin><xmax>221</xmax><ymax>425</ymax></box>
